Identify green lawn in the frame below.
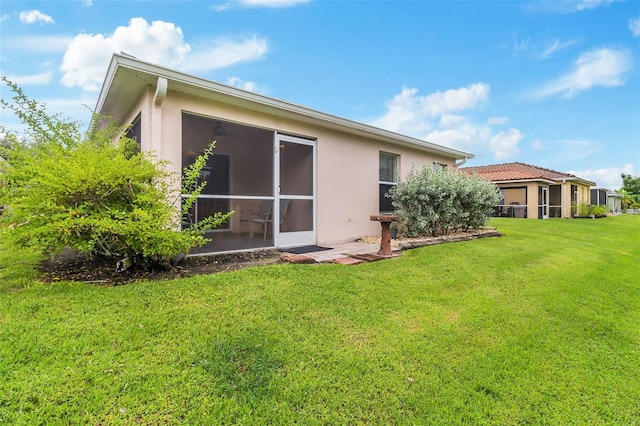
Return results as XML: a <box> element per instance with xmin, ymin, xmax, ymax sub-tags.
<box><xmin>1</xmin><ymin>216</ymin><xmax>639</xmax><ymax>425</ymax></box>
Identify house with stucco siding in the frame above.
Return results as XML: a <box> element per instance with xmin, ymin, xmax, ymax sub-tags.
<box><xmin>461</xmin><ymin>162</ymin><xmax>596</xmax><ymax>219</ymax></box>
<box><xmin>94</xmin><ymin>54</ymin><xmax>473</xmax><ymax>254</ymax></box>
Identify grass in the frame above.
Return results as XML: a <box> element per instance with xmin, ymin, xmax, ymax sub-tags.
<box><xmin>1</xmin><ymin>215</ymin><xmax>639</xmax><ymax>425</ymax></box>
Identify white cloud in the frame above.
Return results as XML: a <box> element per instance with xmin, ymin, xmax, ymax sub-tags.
<box><xmin>511</xmin><ymin>34</ymin><xmax>578</xmax><ymax>59</ymax></box>
<box><xmin>489</xmin><ymin>129</ymin><xmax>523</xmax><ymax>159</ymax></box>
<box><xmin>513</xmin><ymin>37</ymin><xmax>530</xmax><ymax>52</ymax></box>
<box><xmin>19</xmin><ymin>10</ymin><xmax>54</xmax><ymax>24</ymax></box>
<box><xmin>568</xmin><ymin>164</ymin><xmax>634</xmax><ymax>189</ymax></box>
<box><xmin>59</xmin><ymin>18</ymin><xmax>268</xmax><ymax>91</ymax></box>
<box><xmin>487</xmin><ymin>116</ymin><xmax>508</xmax><ymax>125</ymax></box>
<box><xmin>532</xmin><ymin>139</ymin><xmax>544</xmax><ymax>150</ymax></box>
<box><xmin>369</xmin><ymin>83</ymin><xmax>489</xmax><ymax>135</ymax></box>
<box><xmin>426</xmin><ymin>121</ymin><xmax>492</xmax><ymax>154</ymax></box>
<box><xmin>571</xmin><ymin>0</ymin><xmax>618</xmax><ymax>11</ymax></box>
<box><xmin>0</xmin><ymin>14</ymin><xmax>9</xmax><ymax>23</ymax></box>
<box><xmin>439</xmin><ymin>114</ymin><xmax>467</xmax><ymax>129</ymax></box>
<box><xmin>214</xmin><ymin>0</ymin><xmax>309</xmax><ymax>11</ymax></box>
<box><xmin>182</xmin><ymin>36</ymin><xmax>268</xmax><ymax>73</ymax></box>
<box><xmin>539</xmin><ymin>38</ymin><xmax>577</xmax><ymax>59</ymax></box>
<box><xmin>3</xmin><ymin>72</ymin><xmax>52</xmax><ymax>85</ymax></box>
<box><xmin>225</xmin><ymin>76</ymin><xmax>266</xmax><ymax>94</ymax></box>
<box><xmin>369</xmin><ymin>87</ymin><xmax>433</xmax><ymax>136</ymax></box>
<box><xmin>531</xmin><ymin>47</ymin><xmax>632</xmax><ymax>99</ymax></box>
<box><xmin>61</xmin><ymin>18</ymin><xmax>189</xmax><ymax>91</ymax></box>
<box><xmin>60</xmin><ymin>34</ymin><xmax>121</xmax><ymax>91</ymax></box>
<box><xmin>422</xmin><ymin>83</ymin><xmax>490</xmax><ymax>116</ymax></box>
<box><xmin>549</xmin><ymin>138</ymin><xmax>605</xmax><ymax>165</ymax></box>
<box><xmin>527</xmin><ymin>0</ymin><xmax>620</xmax><ymax>14</ymax></box>
<box><xmin>370</xmin><ymin>83</ymin><xmax>525</xmax><ymax>160</ymax></box>
<box><xmin>83</xmin><ymin>0</ymin><xmax>94</xmax><ymax>6</ymax></box>
<box><xmin>629</xmin><ymin>17</ymin><xmax>640</xmax><ymax>37</ymax></box>
<box><xmin>5</xmin><ymin>36</ymin><xmax>73</xmax><ymax>53</ymax></box>
<box><xmin>239</xmin><ymin>0</ymin><xmax>310</xmax><ymax>6</ymax></box>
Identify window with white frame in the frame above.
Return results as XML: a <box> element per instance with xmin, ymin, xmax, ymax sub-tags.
<box><xmin>379</xmin><ymin>151</ymin><xmax>399</xmax><ymax>213</ymax></box>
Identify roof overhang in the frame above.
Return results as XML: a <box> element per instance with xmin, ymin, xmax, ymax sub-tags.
<box><xmin>491</xmin><ymin>178</ymin><xmax>557</xmax><ymax>185</ymax></box>
<box><xmin>94</xmin><ymin>53</ymin><xmax>474</xmax><ymax>160</ymax></box>
<box><xmin>552</xmin><ymin>177</ymin><xmax>597</xmax><ymax>187</ymax></box>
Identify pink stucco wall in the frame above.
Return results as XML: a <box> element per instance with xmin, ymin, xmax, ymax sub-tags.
<box><xmin>123</xmin><ymin>89</ymin><xmax>459</xmax><ymax>245</ymax></box>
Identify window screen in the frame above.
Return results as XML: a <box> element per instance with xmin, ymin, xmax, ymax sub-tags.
<box><xmin>379</xmin><ymin>152</ymin><xmax>398</xmax><ymax>212</ymax></box>
<box><xmin>379</xmin><ymin>152</ymin><xmax>398</xmax><ymax>183</ymax></box>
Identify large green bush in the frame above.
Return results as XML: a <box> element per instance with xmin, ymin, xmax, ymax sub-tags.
<box><xmin>0</xmin><ymin>77</ymin><xmax>230</xmax><ymax>266</ymax></box>
<box><xmin>389</xmin><ymin>167</ymin><xmax>500</xmax><ymax>237</ymax></box>
<box><xmin>576</xmin><ymin>203</ymin><xmax>607</xmax><ymax>218</ymax></box>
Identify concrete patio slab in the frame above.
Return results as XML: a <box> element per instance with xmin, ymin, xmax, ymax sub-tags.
<box><xmin>284</xmin><ymin>241</ymin><xmax>401</xmax><ymax>263</ymax></box>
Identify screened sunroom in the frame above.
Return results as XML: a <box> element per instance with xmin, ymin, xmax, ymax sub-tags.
<box><xmin>181</xmin><ymin>113</ymin><xmax>315</xmax><ymax>254</ymax></box>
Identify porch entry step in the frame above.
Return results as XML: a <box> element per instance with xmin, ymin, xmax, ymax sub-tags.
<box><xmin>278</xmin><ymin>245</ymin><xmax>332</xmax><ymax>254</ymax></box>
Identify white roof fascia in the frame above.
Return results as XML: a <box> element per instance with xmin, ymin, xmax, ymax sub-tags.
<box><xmin>552</xmin><ymin>176</ymin><xmax>596</xmax><ymax>187</ymax></box>
<box><xmin>95</xmin><ymin>53</ymin><xmax>474</xmax><ymax>161</ymax></box>
<box><xmin>492</xmin><ymin>178</ymin><xmax>557</xmax><ymax>185</ymax></box>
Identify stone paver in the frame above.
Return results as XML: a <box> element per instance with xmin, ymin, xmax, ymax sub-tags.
<box><xmin>280</xmin><ymin>253</ymin><xmax>316</xmax><ymax>264</ymax></box>
<box><xmin>331</xmin><ymin>257</ymin><xmax>365</xmax><ymax>265</ymax></box>
<box><xmin>293</xmin><ymin>241</ymin><xmax>400</xmax><ymax>263</ymax></box>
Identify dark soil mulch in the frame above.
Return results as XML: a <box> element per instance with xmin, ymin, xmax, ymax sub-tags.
<box><xmin>37</xmin><ymin>228</ymin><xmax>503</xmax><ymax>285</ymax></box>
<box><xmin>38</xmin><ymin>248</ymin><xmax>284</xmax><ymax>285</ymax></box>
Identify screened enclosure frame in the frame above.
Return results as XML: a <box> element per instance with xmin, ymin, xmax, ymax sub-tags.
<box><xmin>181</xmin><ymin>113</ymin><xmax>316</xmax><ymax>254</ymax></box>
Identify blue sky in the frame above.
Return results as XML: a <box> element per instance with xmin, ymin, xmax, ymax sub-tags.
<box><xmin>1</xmin><ymin>0</ymin><xmax>638</xmax><ymax>189</ymax></box>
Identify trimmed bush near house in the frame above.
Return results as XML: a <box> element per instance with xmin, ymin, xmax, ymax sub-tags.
<box><xmin>576</xmin><ymin>203</ymin><xmax>607</xmax><ymax>218</ymax></box>
<box><xmin>389</xmin><ymin>167</ymin><xmax>500</xmax><ymax>237</ymax></box>
<box><xmin>0</xmin><ymin>77</ymin><xmax>231</xmax><ymax>267</ymax></box>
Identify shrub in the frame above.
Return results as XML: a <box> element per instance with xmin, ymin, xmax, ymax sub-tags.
<box><xmin>0</xmin><ymin>77</ymin><xmax>231</xmax><ymax>266</ymax></box>
<box><xmin>576</xmin><ymin>203</ymin><xmax>607</xmax><ymax>218</ymax></box>
<box><xmin>389</xmin><ymin>167</ymin><xmax>500</xmax><ymax>237</ymax></box>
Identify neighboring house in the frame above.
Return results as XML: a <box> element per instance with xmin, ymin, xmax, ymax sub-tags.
<box><xmin>607</xmin><ymin>191</ymin><xmax>624</xmax><ymax>215</ymax></box>
<box><xmin>591</xmin><ymin>188</ymin><xmax>624</xmax><ymax>215</ymax></box>
<box><xmin>461</xmin><ymin>162</ymin><xmax>595</xmax><ymax>219</ymax></box>
<box><xmin>94</xmin><ymin>54</ymin><xmax>473</xmax><ymax>254</ymax></box>
<box><xmin>591</xmin><ymin>188</ymin><xmax>608</xmax><ymax>207</ymax></box>
<box><xmin>591</xmin><ymin>188</ymin><xmax>624</xmax><ymax>214</ymax></box>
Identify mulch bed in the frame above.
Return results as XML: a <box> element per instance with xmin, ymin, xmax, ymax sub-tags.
<box><xmin>37</xmin><ymin>227</ymin><xmax>503</xmax><ymax>285</ymax></box>
<box><xmin>38</xmin><ymin>249</ymin><xmax>283</xmax><ymax>285</ymax></box>
<box><xmin>359</xmin><ymin>227</ymin><xmax>502</xmax><ymax>248</ymax></box>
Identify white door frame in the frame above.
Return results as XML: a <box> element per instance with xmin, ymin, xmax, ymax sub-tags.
<box><xmin>274</xmin><ymin>133</ymin><xmax>316</xmax><ymax>247</ymax></box>
<box><xmin>539</xmin><ymin>186</ymin><xmax>548</xmax><ymax>219</ymax></box>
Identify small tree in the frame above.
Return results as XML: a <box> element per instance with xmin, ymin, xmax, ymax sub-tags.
<box><xmin>620</xmin><ymin>173</ymin><xmax>640</xmax><ymax>209</ymax></box>
<box><xmin>0</xmin><ymin>77</ymin><xmax>231</xmax><ymax>267</ymax></box>
<box><xmin>389</xmin><ymin>167</ymin><xmax>500</xmax><ymax>237</ymax></box>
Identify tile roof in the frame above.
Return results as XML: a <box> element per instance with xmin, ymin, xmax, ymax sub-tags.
<box><xmin>460</xmin><ymin>162</ymin><xmax>594</xmax><ymax>185</ymax></box>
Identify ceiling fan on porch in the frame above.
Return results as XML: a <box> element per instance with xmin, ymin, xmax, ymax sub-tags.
<box><xmin>185</xmin><ymin>116</ymin><xmax>243</xmax><ymax>141</ymax></box>
<box><xmin>209</xmin><ymin>121</ymin><xmax>244</xmax><ymax>140</ymax></box>
<box><xmin>212</xmin><ymin>122</ymin><xmax>226</xmax><ymax>137</ymax></box>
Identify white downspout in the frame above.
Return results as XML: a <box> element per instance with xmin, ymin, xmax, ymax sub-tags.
<box><xmin>455</xmin><ymin>157</ymin><xmax>468</xmax><ymax>168</ymax></box>
<box><xmin>151</xmin><ymin>77</ymin><xmax>167</xmax><ymax>156</ymax></box>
